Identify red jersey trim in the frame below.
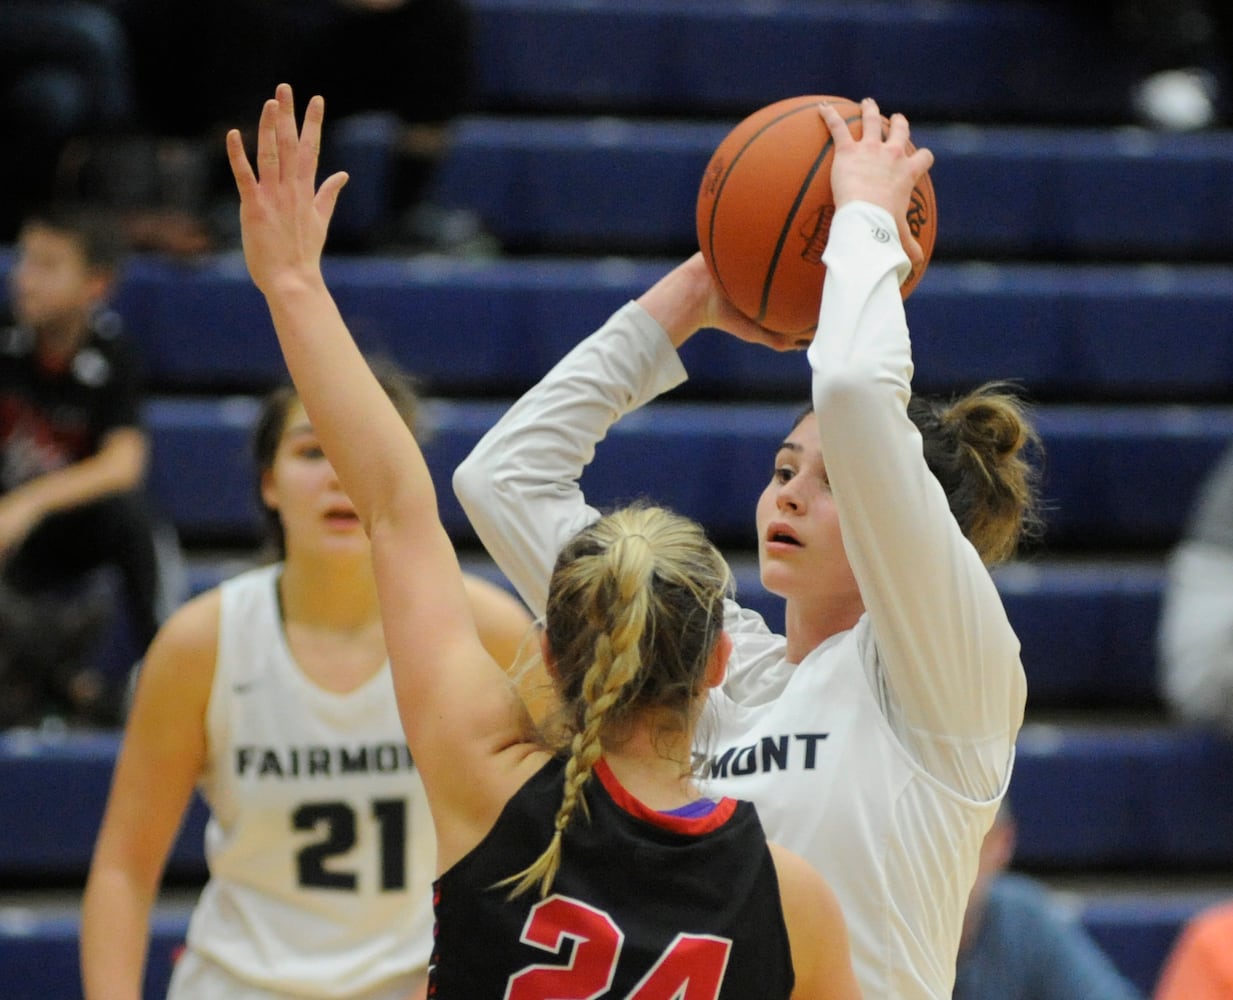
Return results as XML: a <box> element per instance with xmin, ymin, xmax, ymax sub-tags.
<box><xmin>594</xmin><ymin>757</ymin><xmax>738</xmax><ymax>834</ymax></box>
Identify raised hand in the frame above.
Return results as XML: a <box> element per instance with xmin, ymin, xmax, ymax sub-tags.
<box><xmin>225</xmin><ymin>83</ymin><xmax>349</xmax><ymax>296</ymax></box>
<box><xmin>819</xmin><ymin>98</ymin><xmax>934</xmax><ymax>266</ymax></box>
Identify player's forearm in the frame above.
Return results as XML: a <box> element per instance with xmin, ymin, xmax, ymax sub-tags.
<box><xmin>79</xmin><ymin>867</ymin><xmax>154</xmax><ymax>1000</ymax></box>
<box><xmin>263</xmin><ymin>278</ymin><xmax>435</xmax><ymax>539</ymax></box>
<box><xmin>454</xmin><ymin>300</ymin><xmax>687</xmax><ymax>615</ymax></box>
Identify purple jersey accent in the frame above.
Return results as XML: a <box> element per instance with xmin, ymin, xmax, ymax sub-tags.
<box><xmin>662</xmin><ymin>797</ymin><xmax>719</xmax><ymax>819</ymax></box>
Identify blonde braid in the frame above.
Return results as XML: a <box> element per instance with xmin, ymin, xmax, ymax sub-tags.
<box><xmin>499</xmin><ymin>530</ymin><xmax>654</xmax><ymax>899</ymax></box>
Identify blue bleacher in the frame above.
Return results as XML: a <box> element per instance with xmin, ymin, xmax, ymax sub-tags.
<box><xmin>991</xmin><ymin>562</ymin><xmax>1163</xmax><ymax>708</ymax></box>
<box><xmin>323</xmin><ymin>112</ymin><xmax>1233</xmax><ymax>259</ymax></box>
<box><xmin>145</xmin><ymin>396</ymin><xmax>1233</xmax><ymax>551</ymax></box>
<box><xmin>1083</xmin><ymin>897</ymin><xmax>1224</xmax><ymax>998</ymax></box>
<box><xmin>1011</xmin><ymin>725</ymin><xmax>1233</xmax><ymax>870</ymax></box>
<box><xmin>464</xmin><ymin>0</ymin><xmax>1138</xmax><ymax>122</ymax></box>
<box><xmin>2</xmin><ymin>722</ymin><xmax>1228</xmax><ymax>881</ymax></box>
<box><xmin>96</xmin><ymin>255</ymin><xmax>1233</xmax><ymax>401</ymax></box>
<box><xmin>0</xmin><ymin>729</ymin><xmax>207</xmax><ymax>885</ymax></box>
<box><xmin>0</xmin><ymin>907</ymin><xmax>188</xmax><ymax>1000</ymax></box>
<box><xmin>423</xmin><ymin>117</ymin><xmax>1233</xmax><ymax>259</ymax></box>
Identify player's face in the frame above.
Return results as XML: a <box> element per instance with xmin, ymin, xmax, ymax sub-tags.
<box><xmin>10</xmin><ymin>226</ymin><xmax>99</xmax><ymax>333</ymax></box>
<box><xmin>755</xmin><ymin>414</ymin><xmax>859</xmax><ymax>605</ymax></box>
<box><xmin>261</xmin><ymin>402</ymin><xmax>369</xmax><ymax>557</ymax></box>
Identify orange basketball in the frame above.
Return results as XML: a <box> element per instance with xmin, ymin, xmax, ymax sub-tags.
<box><xmin>696</xmin><ymin>94</ymin><xmax>937</xmax><ymax>339</ymax></box>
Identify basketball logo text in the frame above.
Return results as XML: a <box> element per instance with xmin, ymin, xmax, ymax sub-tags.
<box><xmin>701</xmin><ymin>158</ymin><xmax>726</xmax><ymax>199</ymax></box>
<box><xmin>798</xmin><ymin>205</ymin><xmax>835</xmax><ymax>265</ymax></box>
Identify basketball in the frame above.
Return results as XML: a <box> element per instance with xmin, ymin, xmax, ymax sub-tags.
<box><xmin>696</xmin><ymin>94</ymin><xmax>937</xmax><ymax>339</ymax></box>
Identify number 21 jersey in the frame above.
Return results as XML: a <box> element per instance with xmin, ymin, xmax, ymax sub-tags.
<box><xmin>183</xmin><ymin>564</ymin><xmax>435</xmax><ymax>996</ymax></box>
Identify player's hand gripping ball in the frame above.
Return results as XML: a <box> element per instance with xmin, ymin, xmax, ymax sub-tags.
<box><xmin>696</xmin><ymin>94</ymin><xmax>937</xmax><ymax>339</ymax></box>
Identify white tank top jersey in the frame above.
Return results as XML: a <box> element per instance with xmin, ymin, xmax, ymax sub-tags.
<box><xmin>170</xmin><ymin>564</ymin><xmax>435</xmax><ymax>999</ymax></box>
<box><xmin>454</xmin><ymin>203</ymin><xmax>1026</xmax><ymax>1000</ymax></box>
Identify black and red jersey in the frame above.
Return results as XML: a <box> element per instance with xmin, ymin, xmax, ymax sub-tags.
<box><xmin>428</xmin><ymin>755</ymin><xmax>794</xmax><ymax>999</ymax></box>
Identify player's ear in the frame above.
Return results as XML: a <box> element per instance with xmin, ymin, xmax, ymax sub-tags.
<box><xmin>702</xmin><ymin>631</ymin><xmax>732</xmax><ymax>690</ymax></box>
<box><xmin>539</xmin><ymin>630</ymin><xmax>559</xmax><ymax>681</ymax></box>
<box><xmin>259</xmin><ymin>466</ymin><xmax>279</xmax><ymax>513</ymax></box>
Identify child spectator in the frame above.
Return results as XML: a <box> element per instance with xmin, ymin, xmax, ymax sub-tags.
<box><xmin>0</xmin><ymin>203</ymin><xmax>172</xmax><ymax>727</ymax></box>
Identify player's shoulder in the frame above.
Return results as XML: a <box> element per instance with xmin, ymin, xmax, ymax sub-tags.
<box><xmin>129</xmin><ymin>587</ymin><xmax>222</xmax><ymax>719</ymax></box>
<box><xmin>151</xmin><ymin>587</ymin><xmax>223</xmax><ymax>661</ymax></box>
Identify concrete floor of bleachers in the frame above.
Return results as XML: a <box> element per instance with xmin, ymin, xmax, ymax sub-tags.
<box><xmin>5</xmin><ymin>1</ymin><xmax>1233</xmax><ymax>997</ymax></box>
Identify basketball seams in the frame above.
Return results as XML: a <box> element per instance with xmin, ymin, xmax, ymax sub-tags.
<box><xmin>757</xmin><ymin>102</ymin><xmax>841</xmax><ymax>325</ymax></box>
<box><xmin>702</xmin><ymin>102</ymin><xmax>818</xmax><ymax>309</ymax></box>
<box><xmin>697</xmin><ymin>94</ymin><xmax>936</xmax><ymax>336</ymax></box>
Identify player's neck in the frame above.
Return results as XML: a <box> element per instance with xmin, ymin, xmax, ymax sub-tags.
<box><xmin>278</xmin><ymin>557</ymin><xmax>380</xmax><ymax>631</ymax></box>
<box><xmin>601</xmin><ymin>723</ymin><xmax>701</xmax><ymax>811</ymax></box>
<box><xmin>783</xmin><ymin>592</ymin><xmax>862</xmax><ymax>663</ymax></box>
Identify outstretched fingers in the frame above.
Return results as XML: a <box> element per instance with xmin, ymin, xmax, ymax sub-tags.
<box><xmin>299</xmin><ymin>93</ymin><xmax>349</xmax><ymax>219</ymax></box>
<box><xmin>818</xmin><ymin>101</ymin><xmax>853</xmax><ymax>146</ymax></box>
<box><xmin>274</xmin><ymin>84</ymin><xmax>300</xmax><ymax>185</ymax></box>
<box><xmin>225</xmin><ymin>129</ymin><xmax>256</xmax><ymax>199</ymax></box>
<box><xmin>256</xmin><ymin>97</ymin><xmax>280</xmax><ymax>183</ymax></box>
<box><xmin>885</xmin><ymin>110</ymin><xmax>911</xmax><ymax>148</ymax></box>
<box><xmin>908</xmin><ymin>143</ymin><xmax>935</xmax><ymax>182</ymax></box>
<box><xmin>315</xmin><ymin>170</ymin><xmax>350</xmax><ymax>222</ymax></box>
<box><xmin>298</xmin><ymin>93</ymin><xmax>325</xmax><ymax>186</ymax></box>
<box><xmin>817</xmin><ymin>96</ymin><xmax>936</xmax><ymax>266</ymax></box>
<box><xmin>859</xmin><ymin>96</ymin><xmax>882</xmax><ymax>143</ymax></box>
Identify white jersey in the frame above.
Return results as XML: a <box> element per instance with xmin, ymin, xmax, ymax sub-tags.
<box><xmin>454</xmin><ymin>202</ymin><xmax>1026</xmax><ymax>1000</ymax></box>
<box><xmin>169</xmin><ymin>564</ymin><xmax>435</xmax><ymax>1000</ymax></box>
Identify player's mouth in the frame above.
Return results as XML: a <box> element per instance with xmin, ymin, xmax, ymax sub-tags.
<box><xmin>324</xmin><ymin>506</ymin><xmax>361</xmax><ymax>526</ymax></box>
<box><xmin>765</xmin><ymin>522</ymin><xmax>803</xmax><ymax>550</ymax></box>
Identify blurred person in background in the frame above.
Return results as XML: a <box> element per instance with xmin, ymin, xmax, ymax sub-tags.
<box><xmin>1153</xmin><ymin>900</ymin><xmax>1233</xmax><ymax>999</ymax></box>
<box><xmin>1157</xmin><ymin>439</ymin><xmax>1233</xmax><ymax>734</ymax></box>
<box><xmin>0</xmin><ymin>1</ymin><xmax>135</xmax><ymax>242</ymax></box>
<box><xmin>953</xmin><ymin>803</ymin><xmax>1144</xmax><ymax>999</ymax></box>
<box><xmin>0</xmin><ymin>203</ymin><xmax>171</xmax><ymax>728</ymax></box>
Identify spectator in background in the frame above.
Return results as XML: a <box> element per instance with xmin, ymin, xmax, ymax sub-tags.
<box><xmin>953</xmin><ymin>803</ymin><xmax>1144</xmax><ymax>1000</ymax></box>
<box><xmin>86</xmin><ymin>0</ymin><xmax>281</xmax><ymax>255</ymax></box>
<box><xmin>271</xmin><ymin>0</ymin><xmax>496</xmax><ymax>256</ymax></box>
<box><xmin>0</xmin><ymin>204</ymin><xmax>173</xmax><ymax>728</ymax></box>
<box><xmin>1157</xmin><ymin>440</ymin><xmax>1233</xmax><ymax>734</ymax></box>
<box><xmin>0</xmin><ymin>1</ymin><xmax>135</xmax><ymax>242</ymax></box>
<box><xmin>1087</xmin><ymin>0</ymin><xmax>1232</xmax><ymax>129</ymax></box>
<box><xmin>1153</xmin><ymin>900</ymin><xmax>1233</xmax><ymax>999</ymax></box>
<box><xmin>90</xmin><ymin>0</ymin><xmax>493</xmax><ymax>257</ymax></box>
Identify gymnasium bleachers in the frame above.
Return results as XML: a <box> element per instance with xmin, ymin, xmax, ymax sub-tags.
<box><xmin>4</xmin><ymin>1</ymin><xmax>1233</xmax><ymax>997</ymax></box>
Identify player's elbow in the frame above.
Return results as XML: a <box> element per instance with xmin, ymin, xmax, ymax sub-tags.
<box><xmin>453</xmin><ymin>443</ymin><xmax>504</xmax><ymax>525</ymax></box>
<box><xmin>452</xmin><ymin>453</ymin><xmax>484</xmax><ymax>512</ymax></box>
